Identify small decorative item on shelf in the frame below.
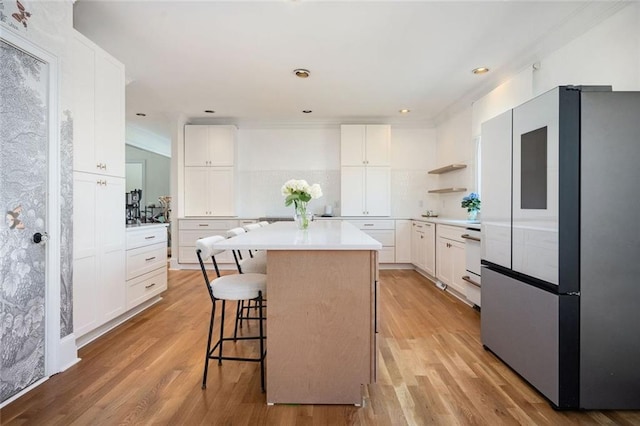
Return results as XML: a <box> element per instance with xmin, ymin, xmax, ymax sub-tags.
<box><xmin>461</xmin><ymin>192</ymin><xmax>481</xmax><ymax>221</ymax></box>
<box><xmin>281</xmin><ymin>179</ymin><xmax>323</xmax><ymax>230</ymax></box>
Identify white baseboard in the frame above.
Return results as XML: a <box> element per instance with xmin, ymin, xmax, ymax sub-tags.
<box><xmin>57</xmin><ymin>334</ymin><xmax>81</xmax><ymax>372</ymax></box>
<box><xmin>0</xmin><ymin>376</ymin><xmax>49</xmax><ymax>409</ymax></box>
<box><xmin>75</xmin><ymin>296</ymin><xmax>163</xmax><ymax>349</ymax></box>
<box><xmin>380</xmin><ymin>263</ymin><xmax>414</xmax><ymax>270</ymax></box>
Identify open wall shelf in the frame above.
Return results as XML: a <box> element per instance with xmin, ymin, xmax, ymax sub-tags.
<box><xmin>428</xmin><ymin>164</ymin><xmax>467</xmax><ymax>174</ymax></box>
<box><xmin>428</xmin><ymin>187</ymin><xmax>467</xmax><ymax>194</ymax></box>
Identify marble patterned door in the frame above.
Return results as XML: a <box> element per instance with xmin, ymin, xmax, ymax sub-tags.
<box><xmin>0</xmin><ymin>37</ymin><xmax>49</xmax><ymax>403</ymax></box>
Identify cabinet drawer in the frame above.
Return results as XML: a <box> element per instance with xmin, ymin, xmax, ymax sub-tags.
<box><xmin>179</xmin><ymin>219</ymin><xmax>238</xmax><ymax>230</ymax></box>
<box><xmin>378</xmin><ymin>246</ymin><xmax>395</xmax><ymax>263</ymax></box>
<box><xmin>126</xmin><ymin>226</ymin><xmax>167</xmax><ymax>250</ymax></box>
<box><xmin>412</xmin><ymin>221</ymin><xmax>434</xmax><ymax>231</ymax></box>
<box><xmin>437</xmin><ymin>224</ymin><xmax>466</xmax><ymax>243</ymax></box>
<box><xmin>363</xmin><ymin>229</ymin><xmax>395</xmax><ymax>246</ymax></box>
<box><xmin>347</xmin><ymin>219</ymin><xmax>395</xmax><ymax>230</ymax></box>
<box><xmin>179</xmin><ymin>229</ymin><xmax>227</xmax><ymax>246</ymax></box>
<box><xmin>126</xmin><ymin>242</ymin><xmax>167</xmax><ymax>280</ymax></box>
<box><xmin>126</xmin><ymin>267</ymin><xmax>167</xmax><ymax>310</ymax></box>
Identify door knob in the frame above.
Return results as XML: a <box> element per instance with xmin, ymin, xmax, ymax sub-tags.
<box><xmin>33</xmin><ymin>232</ymin><xmax>48</xmax><ymax>244</ymax></box>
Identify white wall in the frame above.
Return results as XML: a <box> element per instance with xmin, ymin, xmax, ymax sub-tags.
<box><xmin>234</xmin><ymin>125</ymin><xmax>437</xmax><ymax>218</ymax></box>
<box><xmin>533</xmin><ymin>3</ymin><xmax>640</xmax><ymax>95</ymax></box>
<box><xmin>126</xmin><ymin>124</ymin><xmax>171</xmax><ymax>157</ymax></box>
<box><xmin>434</xmin><ymin>108</ymin><xmax>474</xmax><ymax>219</ymax></box>
<box><xmin>389</xmin><ymin>127</ymin><xmax>438</xmax><ymax>218</ymax></box>
<box><xmin>435</xmin><ymin>3</ymin><xmax>640</xmax><ymax>219</ymax></box>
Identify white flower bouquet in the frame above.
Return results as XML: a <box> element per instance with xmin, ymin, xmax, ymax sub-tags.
<box><xmin>281</xmin><ymin>179</ymin><xmax>323</xmax><ymax>229</ymax></box>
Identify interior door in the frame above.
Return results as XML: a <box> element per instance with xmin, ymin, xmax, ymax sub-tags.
<box><xmin>0</xmin><ymin>38</ymin><xmax>49</xmax><ymax>402</ymax></box>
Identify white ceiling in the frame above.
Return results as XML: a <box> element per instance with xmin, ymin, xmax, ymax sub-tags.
<box><xmin>73</xmin><ymin>1</ymin><xmax>627</xmax><ymax>141</ymax></box>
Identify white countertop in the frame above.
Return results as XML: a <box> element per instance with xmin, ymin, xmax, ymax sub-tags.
<box><xmin>212</xmin><ymin>220</ymin><xmax>382</xmax><ymax>251</ymax></box>
<box><xmin>126</xmin><ymin>223</ymin><xmax>169</xmax><ymax>231</ymax></box>
<box><xmin>413</xmin><ymin>217</ymin><xmax>481</xmax><ymax>228</ymax></box>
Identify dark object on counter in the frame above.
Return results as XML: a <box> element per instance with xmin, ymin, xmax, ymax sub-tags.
<box><xmin>126</xmin><ymin>189</ymin><xmax>142</xmax><ymax>224</ymax></box>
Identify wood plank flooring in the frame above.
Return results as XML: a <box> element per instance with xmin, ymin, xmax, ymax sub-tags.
<box><xmin>2</xmin><ymin>269</ymin><xmax>639</xmax><ymax>425</ymax></box>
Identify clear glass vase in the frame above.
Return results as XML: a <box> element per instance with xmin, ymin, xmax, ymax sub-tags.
<box><xmin>468</xmin><ymin>209</ymin><xmax>479</xmax><ymax>221</ymax></box>
<box><xmin>294</xmin><ymin>204</ymin><xmax>312</xmax><ymax>230</ymax></box>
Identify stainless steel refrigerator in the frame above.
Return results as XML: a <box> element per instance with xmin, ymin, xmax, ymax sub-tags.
<box><xmin>480</xmin><ymin>86</ymin><xmax>640</xmax><ymax>409</ymax></box>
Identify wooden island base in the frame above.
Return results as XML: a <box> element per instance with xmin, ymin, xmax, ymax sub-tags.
<box><xmin>266</xmin><ymin>250</ymin><xmax>377</xmax><ymax>405</ymax></box>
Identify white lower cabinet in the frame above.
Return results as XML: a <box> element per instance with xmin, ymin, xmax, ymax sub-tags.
<box><xmin>125</xmin><ymin>225</ymin><xmax>168</xmax><ymax>310</ymax></box>
<box><xmin>346</xmin><ymin>219</ymin><xmax>395</xmax><ymax>262</ymax></box>
<box><xmin>436</xmin><ymin>225</ymin><xmax>467</xmax><ymax>294</ymax></box>
<box><xmin>178</xmin><ymin>219</ymin><xmax>239</xmax><ymax>264</ymax></box>
<box><xmin>411</xmin><ymin>221</ymin><xmax>435</xmax><ymax>276</ymax></box>
<box><xmin>394</xmin><ymin>220</ymin><xmax>412</xmax><ymax>263</ymax></box>
<box><xmin>73</xmin><ymin>172</ymin><xmax>126</xmax><ymax>338</ymax></box>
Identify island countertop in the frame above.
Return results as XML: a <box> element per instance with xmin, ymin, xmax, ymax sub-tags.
<box><xmin>212</xmin><ymin>220</ymin><xmax>382</xmax><ymax>251</ymax></box>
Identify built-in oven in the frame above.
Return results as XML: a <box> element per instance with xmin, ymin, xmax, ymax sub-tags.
<box><xmin>462</xmin><ymin>227</ymin><xmax>481</xmax><ymax>307</ymax></box>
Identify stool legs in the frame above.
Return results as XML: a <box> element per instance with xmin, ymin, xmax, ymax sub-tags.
<box><xmin>218</xmin><ymin>300</ymin><xmax>226</xmax><ymax>365</ymax></box>
<box><xmin>202</xmin><ymin>302</ymin><xmax>216</xmax><ymax>389</ymax></box>
<box><xmin>202</xmin><ymin>295</ymin><xmax>266</xmax><ymax>392</ymax></box>
<box><xmin>258</xmin><ymin>291</ymin><xmax>265</xmax><ymax>392</ymax></box>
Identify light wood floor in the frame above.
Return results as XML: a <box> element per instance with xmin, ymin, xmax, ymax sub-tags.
<box><xmin>2</xmin><ymin>269</ymin><xmax>639</xmax><ymax>425</ymax></box>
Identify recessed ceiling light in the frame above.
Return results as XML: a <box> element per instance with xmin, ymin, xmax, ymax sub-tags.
<box><xmin>135</xmin><ymin>113</ymin><xmax>146</xmax><ymax>117</ymax></box>
<box><xmin>294</xmin><ymin>68</ymin><xmax>310</xmax><ymax>78</ymax></box>
<box><xmin>302</xmin><ymin>110</ymin><xmax>312</xmax><ymax>114</ymax></box>
<box><xmin>472</xmin><ymin>67</ymin><xmax>490</xmax><ymax>75</ymax></box>
<box><xmin>204</xmin><ymin>110</ymin><xmax>215</xmax><ymax>114</ymax></box>
<box><xmin>399</xmin><ymin>109</ymin><xmax>410</xmax><ymax>114</ymax></box>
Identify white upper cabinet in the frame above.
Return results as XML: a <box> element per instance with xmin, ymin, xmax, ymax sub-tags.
<box><xmin>184</xmin><ymin>125</ymin><xmax>236</xmax><ymax>167</ymax></box>
<box><xmin>340</xmin><ymin>124</ymin><xmax>391</xmax><ymax>216</ymax></box>
<box><xmin>184</xmin><ymin>167</ymin><xmax>235</xmax><ymax>217</ymax></box>
<box><xmin>72</xmin><ymin>30</ymin><xmax>125</xmax><ymax>177</ymax></box>
<box><xmin>183</xmin><ymin>125</ymin><xmax>237</xmax><ymax>216</ymax></box>
<box><xmin>341</xmin><ymin>166</ymin><xmax>390</xmax><ymax>216</ymax></box>
<box><xmin>340</xmin><ymin>124</ymin><xmax>391</xmax><ymax>166</ymax></box>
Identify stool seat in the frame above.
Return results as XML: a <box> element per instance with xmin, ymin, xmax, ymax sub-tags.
<box><xmin>212</xmin><ymin>273</ymin><xmax>266</xmax><ymax>300</ymax></box>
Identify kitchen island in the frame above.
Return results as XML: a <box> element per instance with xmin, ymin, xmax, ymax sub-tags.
<box><xmin>213</xmin><ymin>220</ymin><xmax>381</xmax><ymax>405</ymax></box>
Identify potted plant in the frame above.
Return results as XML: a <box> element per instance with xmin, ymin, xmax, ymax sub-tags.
<box><xmin>461</xmin><ymin>192</ymin><xmax>481</xmax><ymax>220</ymax></box>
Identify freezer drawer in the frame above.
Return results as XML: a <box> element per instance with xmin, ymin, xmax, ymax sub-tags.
<box><xmin>481</xmin><ymin>267</ymin><xmax>560</xmax><ymax>406</ymax></box>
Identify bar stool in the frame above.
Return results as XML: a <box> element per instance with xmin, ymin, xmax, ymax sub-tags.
<box><xmin>244</xmin><ymin>223</ymin><xmax>261</xmax><ymax>232</ymax></box>
<box><xmin>226</xmin><ymin>227</ymin><xmax>267</xmax><ymax>274</ymax></box>
<box><xmin>226</xmin><ymin>227</ymin><xmax>268</xmax><ymax>336</ymax></box>
<box><xmin>196</xmin><ymin>236</ymin><xmax>266</xmax><ymax>392</ymax></box>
